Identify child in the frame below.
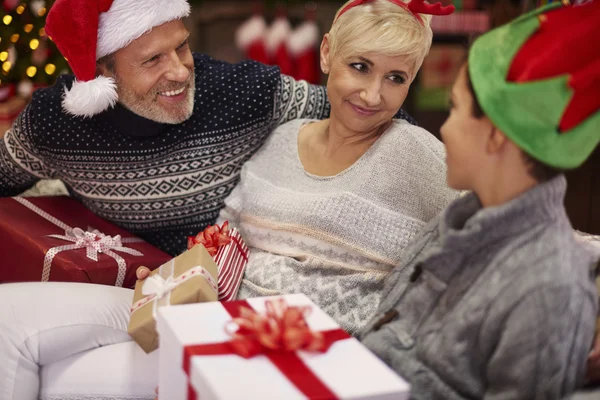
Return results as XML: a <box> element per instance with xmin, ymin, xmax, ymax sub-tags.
<box><xmin>360</xmin><ymin>1</ymin><xmax>600</xmax><ymax>399</ymax></box>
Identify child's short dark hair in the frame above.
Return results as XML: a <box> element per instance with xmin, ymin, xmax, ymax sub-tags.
<box><xmin>465</xmin><ymin>66</ymin><xmax>562</xmax><ymax>182</ymax></box>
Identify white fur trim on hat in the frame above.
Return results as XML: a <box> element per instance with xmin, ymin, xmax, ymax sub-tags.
<box><xmin>235</xmin><ymin>15</ymin><xmax>267</xmax><ymax>50</ymax></box>
<box><xmin>96</xmin><ymin>0</ymin><xmax>191</xmax><ymax>59</ymax></box>
<box><xmin>62</xmin><ymin>76</ymin><xmax>118</xmax><ymax>117</ymax></box>
<box><xmin>265</xmin><ymin>17</ymin><xmax>291</xmax><ymax>55</ymax></box>
<box><xmin>287</xmin><ymin>21</ymin><xmax>319</xmax><ymax>56</ymax></box>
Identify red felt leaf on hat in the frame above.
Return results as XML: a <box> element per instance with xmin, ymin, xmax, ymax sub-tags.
<box><xmin>506</xmin><ymin>1</ymin><xmax>600</xmax><ymax>132</ymax></box>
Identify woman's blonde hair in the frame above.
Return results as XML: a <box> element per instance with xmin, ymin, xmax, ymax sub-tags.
<box><xmin>328</xmin><ymin>0</ymin><xmax>433</xmax><ymax>75</ymax></box>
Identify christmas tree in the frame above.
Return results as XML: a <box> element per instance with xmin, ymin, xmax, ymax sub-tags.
<box><xmin>1</xmin><ymin>0</ymin><xmax>70</xmax><ymax>98</ymax></box>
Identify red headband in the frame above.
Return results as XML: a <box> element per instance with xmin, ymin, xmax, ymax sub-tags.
<box><xmin>334</xmin><ymin>0</ymin><xmax>455</xmax><ymax>25</ymax></box>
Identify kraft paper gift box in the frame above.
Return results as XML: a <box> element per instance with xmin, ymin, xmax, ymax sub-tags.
<box><xmin>0</xmin><ymin>196</ymin><xmax>170</xmax><ymax>287</ymax></box>
<box><xmin>128</xmin><ymin>244</ymin><xmax>219</xmax><ymax>353</ymax></box>
<box><xmin>156</xmin><ymin>293</ymin><xmax>411</xmax><ymax>400</ymax></box>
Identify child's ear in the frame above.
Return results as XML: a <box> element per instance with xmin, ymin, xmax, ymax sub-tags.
<box><xmin>486</xmin><ymin>125</ymin><xmax>508</xmax><ymax>155</ymax></box>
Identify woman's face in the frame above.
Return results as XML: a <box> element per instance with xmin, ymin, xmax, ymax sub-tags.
<box><xmin>321</xmin><ymin>36</ymin><xmax>414</xmax><ymax>135</ymax></box>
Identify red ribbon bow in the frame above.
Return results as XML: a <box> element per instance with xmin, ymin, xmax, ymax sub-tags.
<box><xmin>187</xmin><ymin>221</ymin><xmax>231</xmax><ymax>256</ymax></box>
<box><xmin>225</xmin><ymin>298</ymin><xmax>329</xmax><ymax>357</ymax></box>
<box><xmin>335</xmin><ymin>0</ymin><xmax>455</xmax><ymax>25</ymax></box>
<box><xmin>183</xmin><ymin>299</ymin><xmax>351</xmax><ymax>400</ymax></box>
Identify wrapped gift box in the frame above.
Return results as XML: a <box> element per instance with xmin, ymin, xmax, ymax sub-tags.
<box><xmin>188</xmin><ymin>222</ymin><xmax>248</xmax><ymax>302</ymax></box>
<box><xmin>157</xmin><ymin>294</ymin><xmax>410</xmax><ymax>400</ymax></box>
<box><xmin>0</xmin><ymin>196</ymin><xmax>171</xmax><ymax>287</ymax></box>
<box><xmin>129</xmin><ymin>244</ymin><xmax>219</xmax><ymax>353</ymax></box>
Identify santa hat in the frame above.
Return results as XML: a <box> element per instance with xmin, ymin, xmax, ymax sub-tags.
<box><xmin>45</xmin><ymin>0</ymin><xmax>191</xmax><ymax>117</ymax></box>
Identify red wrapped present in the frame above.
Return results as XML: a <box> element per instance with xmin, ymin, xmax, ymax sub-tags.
<box><xmin>188</xmin><ymin>222</ymin><xmax>249</xmax><ymax>301</ymax></box>
<box><xmin>0</xmin><ymin>196</ymin><xmax>171</xmax><ymax>287</ymax></box>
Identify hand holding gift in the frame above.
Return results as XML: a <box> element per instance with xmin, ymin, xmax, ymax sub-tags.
<box><xmin>128</xmin><ymin>244</ymin><xmax>219</xmax><ymax>353</ymax></box>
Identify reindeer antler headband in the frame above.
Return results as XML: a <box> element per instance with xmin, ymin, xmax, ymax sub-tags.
<box><xmin>334</xmin><ymin>0</ymin><xmax>455</xmax><ymax>25</ymax></box>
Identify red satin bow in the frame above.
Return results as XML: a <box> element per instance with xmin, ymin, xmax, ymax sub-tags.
<box><xmin>187</xmin><ymin>221</ymin><xmax>231</xmax><ymax>256</ymax></box>
<box><xmin>335</xmin><ymin>0</ymin><xmax>455</xmax><ymax>25</ymax></box>
<box><xmin>225</xmin><ymin>298</ymin><xmax>327</xmax><ymax>358</ymax></box>
<box><xmin>183</xmin><ymin>300</ymin><xmax>351</xmax><ymax>400</ymax></box>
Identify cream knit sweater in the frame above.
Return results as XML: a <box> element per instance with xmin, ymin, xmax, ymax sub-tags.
<box><xmin>218</xmin><ymin>119</ymin><xmax>459</xmax><ymax>333</ymax></box>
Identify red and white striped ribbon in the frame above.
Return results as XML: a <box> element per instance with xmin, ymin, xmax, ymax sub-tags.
<box><xmin>214</xmin><ymin>228</ymin><xmax>249</xmax><ymax>301</ymax></box>
<box><xmin>14</xmin><ymin>197</ymin><xmax>145</xmax><ymax>286</ymax></box>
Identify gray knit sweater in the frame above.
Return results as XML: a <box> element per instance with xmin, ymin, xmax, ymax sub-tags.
<box><xmin>360</xmin><ymin>175</ymin><xmax>598</xmax><ymax>400</ymax></box>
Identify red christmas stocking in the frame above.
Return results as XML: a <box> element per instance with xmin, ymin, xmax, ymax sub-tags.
<box><xmin>288</xmin><ymin>20</ymin><xmax>320</xmax><ymax>84</ymax></box>
<box><xmin>235</xmin><ymin>14</ymin><xmax>269</xmax><ymax>64</ymax></box>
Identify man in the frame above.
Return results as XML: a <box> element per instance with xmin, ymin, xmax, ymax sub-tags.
<box><xmin>0</xmin><ymin>0</ymin><xmax>415</xmax><ymax>256</ymax></box>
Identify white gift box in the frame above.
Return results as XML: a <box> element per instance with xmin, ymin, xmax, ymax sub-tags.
<box><xmin>156</xmin><ymin>293</ymin><xmax>410</xmax><ymax>400</ymax></box>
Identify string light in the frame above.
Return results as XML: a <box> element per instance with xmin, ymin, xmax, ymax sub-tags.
<box><xmin>0</xmin><ymin>52</ymin><xmax>7</xmax><ymax>62</ymax></box>
<box><xmin>2</xmin><ymin>61</ymin><xmax>12</xmax><ymax>73</ymax></box>
<box><xmin>2</xmin><ymin>15</ymin><xmax>13</xmax><ymax>25</ymax></box>
<box><xmin>10</xmin><ymin>34</ymin><xmax>19</xmax><ymax>43</ymax></box>
<box><xmin>37</xmin><ymin>7</ymin><xmax>47</xmax><ymax>17</ymax></box>
<box><xmin>30</xmin><ymin>39</ymin><xmax>39</xmax><ymax>50</ymax></box>
<box><xmin>26</xmin><ymin>66</ymin><xmax>37</xmax><ymax>77</ymax></box>
<box><xmin>45</xmin><ymin>64</ymin><xmax>56</xmax><ymax>75</ymax></box>
<box><xmin>39</xmin><ymin>28</ymin><xmax>46</xmax><ymax>37</ymax></box>
<box><xmin>16</xmin><ymin>5</ymin><xmax>25</xmax><ymax>14</ymax></box>
<box><xmin>24</xmin><ymin>24</ymin><xmax>33</xmax><ymax>33</ymax></box>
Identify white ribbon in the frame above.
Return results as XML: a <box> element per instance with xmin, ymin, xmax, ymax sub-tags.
<box><xmin>131</xmin><ymin>261</ymin><xmax>218</xmax><ymax>318</ymax></box>
<box><xmin>142</xmin><ymin>274</ymin><xmax>179</xmax><ymax>299</ymax></box>
<box><xmin>14</xmin><ymin>197</ymin><xmax>145</xmax><ymax>287</ymax></box>
<box><xmin>146</xmin><ymin>259</ymin><xmax>176</xmax><ymax>318</ymax></box>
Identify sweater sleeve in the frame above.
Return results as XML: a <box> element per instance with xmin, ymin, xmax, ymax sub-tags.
<box><xmin>482</xmin><ymin>286</ymin><xmax>596</xmax><ymax>400</ymax></box>
<box><xmin>271</xmin><ymin>75</ymin><xmax>330</xmax><ymax>127</ymax></box>
<box><xmin>0</xmin><ymin>103</ymin><xmax>53</xmax><ymax>197</ymax></box>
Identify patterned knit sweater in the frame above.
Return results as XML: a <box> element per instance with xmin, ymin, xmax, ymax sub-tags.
<box><xmin>0</xmin><ymin>54</ymin><xmax>331</xmax><ymax>255</ymax></box>
<box><xmin>218</xmin><ymin>119</ymin><xmax>460</xmax><ymax>334</ymax></box>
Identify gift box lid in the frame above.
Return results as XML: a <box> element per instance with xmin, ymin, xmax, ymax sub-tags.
<box><xmin>157</xmin><ymin>294</ymin><xmax>410</xmax><ymax>400</ymax></box>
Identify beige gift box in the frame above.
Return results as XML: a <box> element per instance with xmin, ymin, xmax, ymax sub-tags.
<box><xmin>128</xmin><ymin>244</ymin><xmax>218</xmax><ymax>353</ymax></box>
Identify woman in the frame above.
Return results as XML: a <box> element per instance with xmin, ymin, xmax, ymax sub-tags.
<box><xmin>0</xmin><ymin>1</ymin><xmax>457</xmax><ymax>399</ymax></box>
<box><xmin>217</xmin><ymin>0</ymin><xmax>458</xmax><ymax>334</ymax></box>
<box><xmin>360</xmin><ymin>1</ymin><xmax>600</xmax><ymax>398</ymax></box>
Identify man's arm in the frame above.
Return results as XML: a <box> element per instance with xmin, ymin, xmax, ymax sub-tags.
<box><xmin>0</xmin><ymin>105</ymin><xmax>52</xmax><ymax>197</ymax></box>
<box><xmin>271</xmin><ymin>75</ymin><xmax>417</xmax><ymax>127</ymax></box>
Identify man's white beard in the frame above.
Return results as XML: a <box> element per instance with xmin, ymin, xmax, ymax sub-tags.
<box><xmin>116</xmin><ymin>70</ymin><xmax>196</xmax><ymax>125</ymax></box>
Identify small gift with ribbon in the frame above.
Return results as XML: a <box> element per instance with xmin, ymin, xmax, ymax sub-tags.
<box><xmin>156</xmin><ymin>294</ymin><xmax>411</xmax><ymax>400</ymax></box>
<box><xmin>128</xmin><ymin>243</ymin><xmax>219</xmax><ymax>353</ymax></box>
<box><xmin>0</xmin><ymin>196</ymin><xmax>170</xmax><ymax>286</ymax></box>
<box><xmin>188</xmin><ymin>221</ymin><xmax>249</xmax><ymax>302</ymax></box>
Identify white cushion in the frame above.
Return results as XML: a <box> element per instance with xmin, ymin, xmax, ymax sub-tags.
<box><xmin>40</xmin><ymin>342</ymin><xmax>158</xmax><ymax>400</ymax></box>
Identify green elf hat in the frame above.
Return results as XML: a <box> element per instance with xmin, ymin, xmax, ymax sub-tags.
<box><xmin>469</xmin><ymin>0</ymin><xmax>600</xmax><ymax>169</ymax></box>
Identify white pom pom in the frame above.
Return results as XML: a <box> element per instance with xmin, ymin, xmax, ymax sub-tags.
<box><xmin>62</xmin><ymin>76</ymin><xmax>118</xmax><ymax>118</ymax></box>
